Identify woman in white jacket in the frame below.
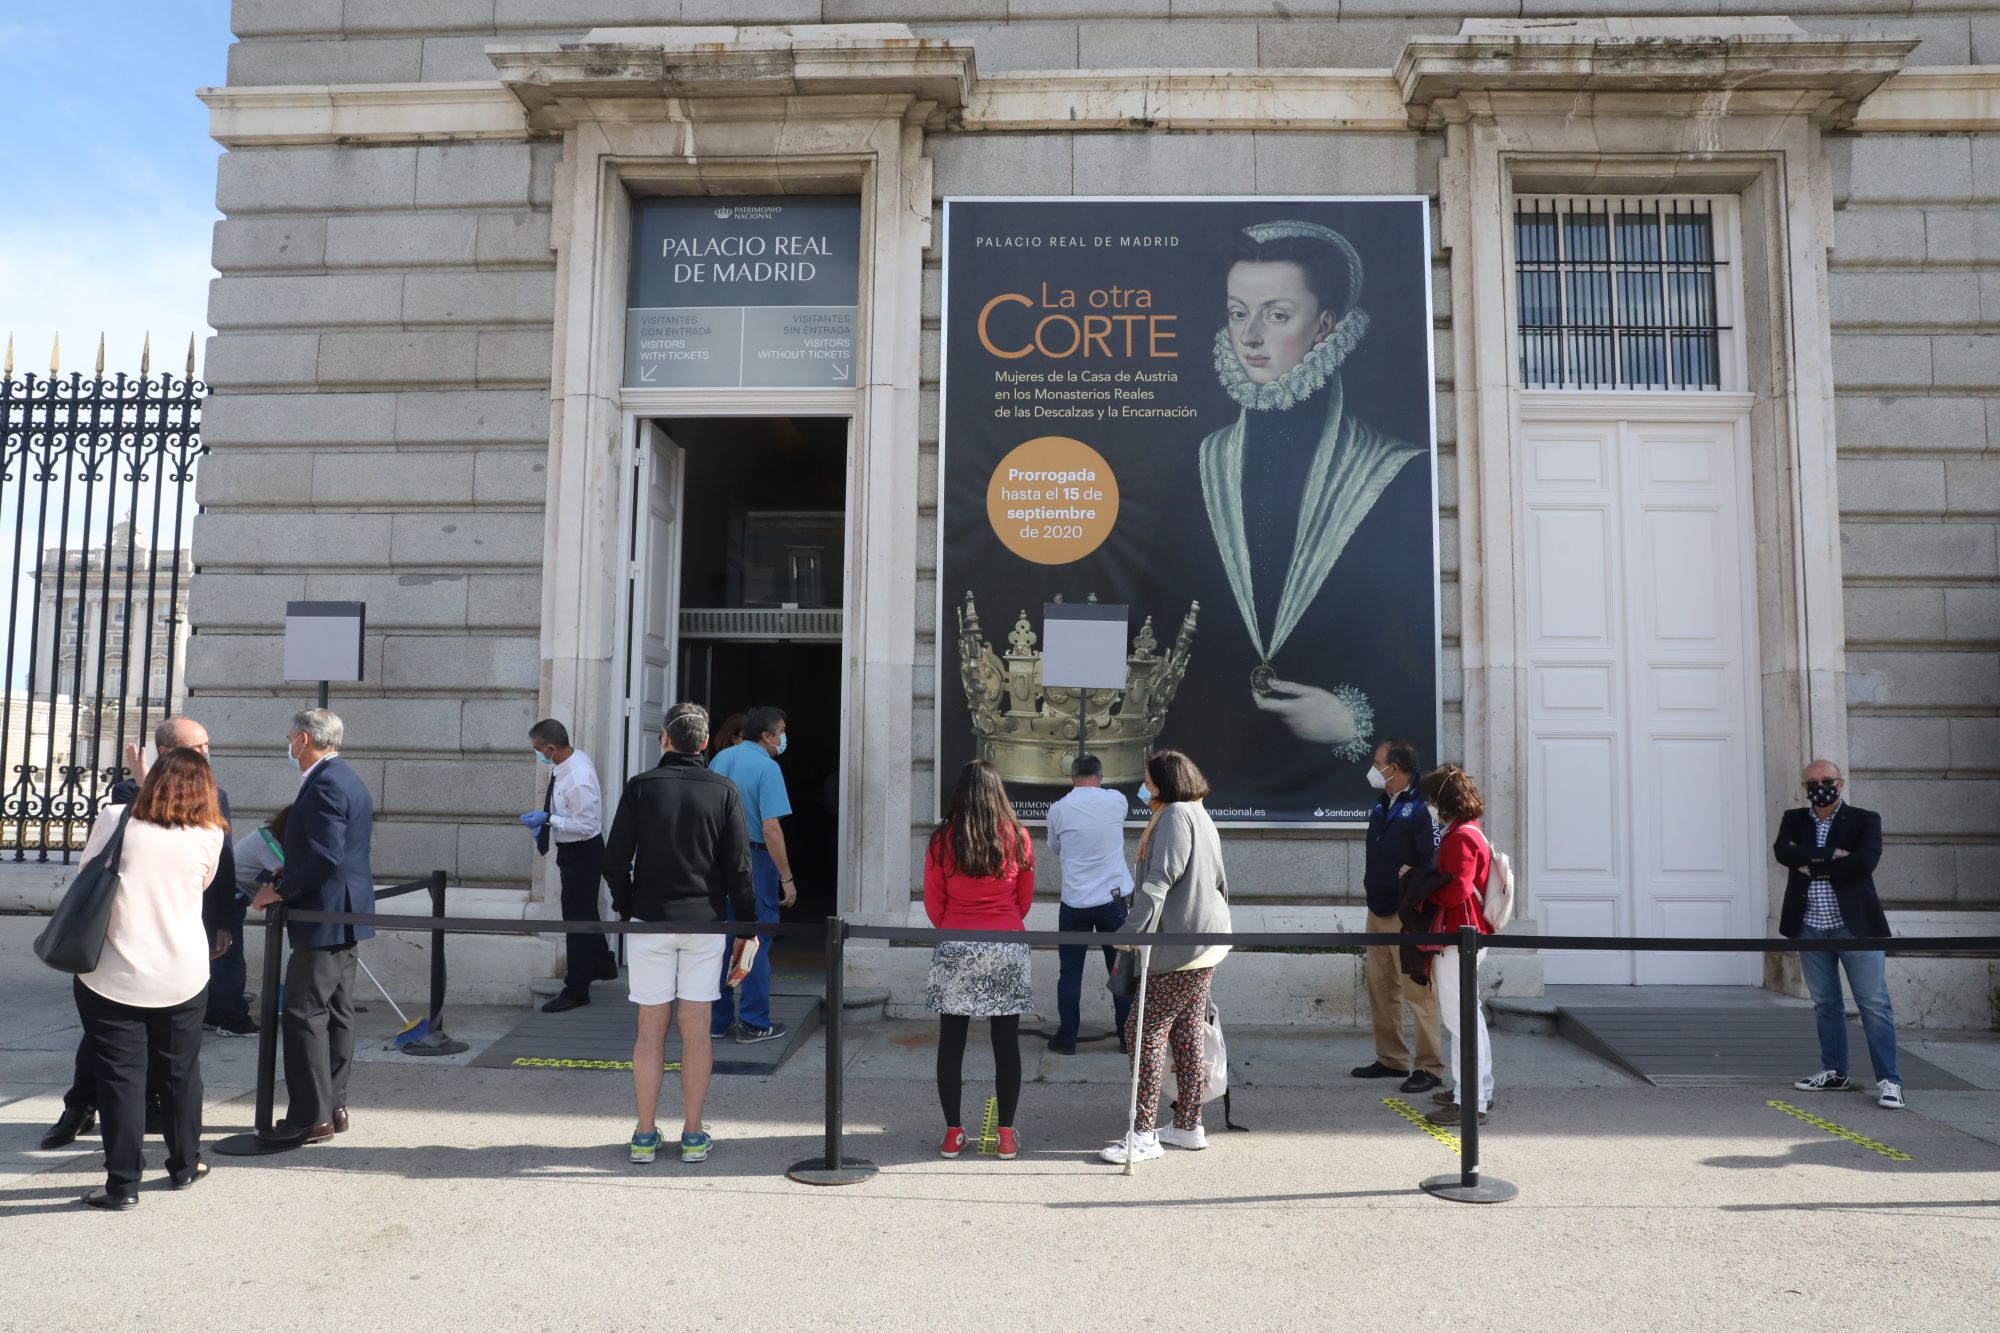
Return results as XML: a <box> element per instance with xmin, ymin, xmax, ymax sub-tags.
<box><xmin>73</xmin><ymin>749</ymin><xmax>228</xmax><ymax>1210</ymax></box>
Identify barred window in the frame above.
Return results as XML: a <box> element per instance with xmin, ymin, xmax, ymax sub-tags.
<box><xmin>1515</xmin><ymin>198</ymin><xmax>1732</xmax><ymax>391</ymax></box>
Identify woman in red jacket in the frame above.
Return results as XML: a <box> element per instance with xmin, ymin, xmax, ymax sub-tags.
<box><xmin>923</xmin><ymin>760</ymin><xmax>1035</xmax><ymax>1160</ymax></box>
<box><xmin>1418</xmin><ymin>763</ymin><xmax>1495</xmax><ymax>1127</ymax></box>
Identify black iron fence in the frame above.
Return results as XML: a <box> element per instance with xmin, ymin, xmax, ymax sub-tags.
<box><xmin>0</xmin><ymin>339</ymin><xmax>204</xmax><ymax>861</ymax></box>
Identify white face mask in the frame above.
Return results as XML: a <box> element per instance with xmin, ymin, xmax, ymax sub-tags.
<box><xmin>284</xmin><ymin>736</ymin><xmax>300</xmax><ymax>771</ymax></box>
<box><xmin>1366</xmin><ymin>765</ymin><xmax>1388</xmax><ymax>791</ymax></box>
<box><xmin>1426</xmin><ymin>802</ymin><xmax>1441</xmax><ymax>823</ymax></box>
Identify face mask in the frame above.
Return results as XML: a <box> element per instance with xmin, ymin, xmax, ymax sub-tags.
<box><xmin>1366</xmin><ymin>766</ymin><xmax>1388</xmax><ymax>791</ymax></box>
<box><xmin>1806</xmin><ymin>780</ymin><xmax>1840</xmax><ymax>809</ymax></box>
<box><xmin>536</xmin><ymin>750</ymin><xmax>554</xmax><ymax>766</ymax></box>
<box><xmin>775</xmin><ymin>733</ymin><xmax>789</xmax><ymax>757</ymax></box>
<box><xmin>1137</xmin><ymin>783</ymin><xmax>1152</xmax><ymax>805</ymax></box>
<box><xmin>1426</xmin><ymin>802</ymin><xmax>1441</xmax><ymax>823</ymax></box>
<box><xmin>284</xmin><ymin>737</ymin><xmax>301</xmax><ymax>772</ymax></box>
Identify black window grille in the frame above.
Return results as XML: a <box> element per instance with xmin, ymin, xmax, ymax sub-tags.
<box><xmin>1</xmin><ymin>344</ymin><xmax>203</xmax><ymax>861</ymax></box>
<box><xmin>1515</xmin><ymin>198</ymin><xmax>1727</xmax><ymax>391</ymax></box>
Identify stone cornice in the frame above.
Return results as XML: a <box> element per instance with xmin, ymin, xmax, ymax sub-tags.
<box><xmin>958</xmin><ymin>70</ymin><xmax>1407</xmax><ymax>132</ymax></box>
<box><xmin>199</xmin><ymin>82</ymin><xmax>531</xmax><ymax>145</ymax></box>
<box><xmin>1397</xmin><ymin>26</ymin><xmax>1919</xmax><ymax>130</ymax></box>
<box><xmin>487</xmin><ymin>25</ymin><xmax>975</xmax><ymax>131</ymax></box>
<box><xmin>1847</xmin><ymin>67</ymin><xmax>2000</xmax><ymax>133</ymax></box>
<box><xmin>198</xmin><ymin>67</ymin><xmax>2000</xmax><ymax>148</ymax></box>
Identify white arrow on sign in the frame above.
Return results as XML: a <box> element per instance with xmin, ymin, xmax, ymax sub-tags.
<box><xmin>639</xmin><ymin>364</ymin><xmax>658</xmax><ymax>383</ymax></box>
<box><xmin>833</xmin><ymin>361</ymin><xmax>851</xmax><ymax>382</ymax></box>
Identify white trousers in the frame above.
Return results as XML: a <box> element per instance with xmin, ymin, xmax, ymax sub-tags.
<box><xmin>1433</xmin><ymin>946</ymin><xmax>1494</xmax><ymax>1111</ymax></box>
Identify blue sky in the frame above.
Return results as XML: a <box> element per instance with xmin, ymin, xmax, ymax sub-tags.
<box><xmin>0</xmin><ymin>2</ymin><xmax>232</xmax><ymax>377</ymax></box>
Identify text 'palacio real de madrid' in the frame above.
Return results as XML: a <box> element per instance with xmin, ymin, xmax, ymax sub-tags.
<box><xmin>189</xmin><ymin>1</ymin><xmax>1999</xmax><ymax>1022</ymax></box>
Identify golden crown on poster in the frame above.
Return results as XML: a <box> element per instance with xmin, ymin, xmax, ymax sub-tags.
<box><xmin>956</xmin><ymin>592</ymin><xmax>1198</xmax><ymax>787</ymax></box>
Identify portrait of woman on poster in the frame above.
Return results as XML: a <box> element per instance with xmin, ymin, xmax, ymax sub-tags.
<box><xmin>1145</xmin><ymin>218</ymin><xmax>1436</xmax><ymax>811</ymax></box>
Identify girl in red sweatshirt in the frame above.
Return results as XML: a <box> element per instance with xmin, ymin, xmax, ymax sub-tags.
<box><xmin>1418</xmin><ymin>764</ymin><xmax>1495</xmax><ymax>1126</ymax></box>
<box><xmin>923</xmin><ymin>760</ymin><xmax>1035</xmax><ymax>1159</ymax></box>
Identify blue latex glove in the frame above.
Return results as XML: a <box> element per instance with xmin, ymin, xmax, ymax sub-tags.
<box><xmin>519</xmin><ymin>811</ymin><xmax>550</xmax><ymax>832</ymax></box>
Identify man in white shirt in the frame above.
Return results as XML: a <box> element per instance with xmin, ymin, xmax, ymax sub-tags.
<box><xmin>1047</xmin><ymin>754</ymin><xmax>1135</xmax><ymax>1055</ymax></box>
<box><xmin>523</xmin><ymin>719</ymin><xmax>614</xmax><ymax>1013</ymax></box>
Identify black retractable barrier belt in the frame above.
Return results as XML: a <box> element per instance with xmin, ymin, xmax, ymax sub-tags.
<box><xmin>373</xmin><ymin>878</ymin><xmax>437</xmax><ymax>900</ymax></box>
<box><xmin>282</xmin><ymin>908</ymin><xmax>821</xmax><ymax>937</ymax></box>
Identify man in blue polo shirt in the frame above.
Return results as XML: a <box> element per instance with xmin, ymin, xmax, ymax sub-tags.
<box><xmin>708</xmin><ymin>704</ymin><xmax>797</xmax><ymax>1043</ymax></box>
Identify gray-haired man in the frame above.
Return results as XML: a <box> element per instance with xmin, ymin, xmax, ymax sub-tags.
<box><xmin>252</xmin><ymin>709</ymin><xmax>377</xmax><ymax>1147</ymax></box>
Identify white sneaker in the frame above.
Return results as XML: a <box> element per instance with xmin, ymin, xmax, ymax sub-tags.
<box><xmin>1877</xmin><ymin>1079</ymin><xmax>1905</xmax><ymax>1110</ymax></box>
<box><xmin>1155</xmin><ymin>1125</ymin><xmax>1208</xmax><ymax>1151</ymax></box>
<box><xmin>1793</xmin><ymin>1070</ymin><xmax>1851</xmax><ymax>1092</ymax></box>
<box><xmin>1098</xmin><ymin>1132</ymin><xmax>1163</xmax><ymax>1164</ymax></box>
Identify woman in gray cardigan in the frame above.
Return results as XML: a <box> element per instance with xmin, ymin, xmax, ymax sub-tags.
<box><xmin>1100</xmin><ymin>749</ymin><xmax>1232</xmax><ymax>1164</ymax></box>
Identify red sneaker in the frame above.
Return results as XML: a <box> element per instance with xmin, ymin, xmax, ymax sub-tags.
<box><xmin>939</xmin><ymin>1127</ymin><xmax>965</xmax><ymax>1158</ymax></box>
<box><xmin>996</xmin><ymin>1127</ymin><xmax>1018</xmax><ymax>1160</ymax></box>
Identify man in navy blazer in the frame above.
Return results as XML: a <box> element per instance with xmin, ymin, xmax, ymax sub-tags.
<box><xmin>1773</xmin><ymin>758</ymin><xmax>1903</xmax><ymax>1109</ymax></box>
<box><xmin>252</xmin><ymin>707</ymin><xmax>376</xmax><ymax>1147</ymax></box>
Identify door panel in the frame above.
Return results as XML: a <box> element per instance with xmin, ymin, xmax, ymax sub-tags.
<box><xmin>1524</xmin><ymin>412</ymin><xmax>1759</xmax><ymax>986</ymax></box>
<box><xmin>618</xmin><ymin>422</ymin><xmax>683</xmax><ymax>783</ymax></box>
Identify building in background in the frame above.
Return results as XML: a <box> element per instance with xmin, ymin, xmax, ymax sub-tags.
<box><xmin>33</xmin><ymin>521</ymin><xmax>191</xmax><ymax>711</ymax></box>
<box><xmin>189</xmin><ymin>5</ymin><xmax>1999</xmax><ymax>1019</ymax></box>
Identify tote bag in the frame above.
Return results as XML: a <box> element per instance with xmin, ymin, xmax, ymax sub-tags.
<box><xmin>33</xmin><ymin>805</ymin><xmax>135</xmax><ymax>975</ymax></box>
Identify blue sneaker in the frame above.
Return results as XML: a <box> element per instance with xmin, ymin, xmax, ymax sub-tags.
<box><xmin>680</xmin><ymin>1130</ymin><xmax>713</xmax><ymax>1163</ymax></box>
<box><xmin>629</xmin><ymin>1129</ymin><xmax>661</xmax><ymax>1164</ymax></box>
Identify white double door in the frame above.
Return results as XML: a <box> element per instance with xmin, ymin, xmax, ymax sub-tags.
<box><xmin>1521</xmin><ymin>400</ymin><xmax>1761</xmax><ymax>985</ymax></box>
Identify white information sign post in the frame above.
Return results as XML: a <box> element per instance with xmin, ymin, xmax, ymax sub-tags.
<box><xmin>1040</xmin><ymin>602</ymin><xmax>1128</xmax><ymax>768</ymax></box>
<box><xmin>283</xmin><ymin>601</ymin><xmax>366</xmax><ymax>709</ymax></box>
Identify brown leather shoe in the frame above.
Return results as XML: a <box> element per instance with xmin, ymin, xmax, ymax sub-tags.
<box><xmin>332</xmin><ymin>1107</ymin><xmax>349</xmax><ymax>1134</ymax></box>
<box><xmin>256</xmin><ymin>1119</ymin><xmax>335</xmax><ymax>1148</ymax></box>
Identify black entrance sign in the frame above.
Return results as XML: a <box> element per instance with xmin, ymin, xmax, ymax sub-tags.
<box><xmin>624</xmin><ymin>196</ymin><xmax>861</xmax><ymax>389</ymax></box>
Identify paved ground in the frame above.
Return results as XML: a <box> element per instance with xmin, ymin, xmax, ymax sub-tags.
<box><xmin>4</xmin><ymin>974</ymin><xmax>1999</xmax><ymax>1331</ymax></box>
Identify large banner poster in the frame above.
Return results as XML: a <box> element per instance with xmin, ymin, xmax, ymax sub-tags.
<box><xmin>938</xmin><ymin>198</ymin><xmax>1439</xmax><ymax>825</ymax></box>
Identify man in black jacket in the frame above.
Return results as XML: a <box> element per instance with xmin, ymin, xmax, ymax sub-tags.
<box><xmin>1773</xmin><ymin>759</ymin><xmax>1903</xmax><ymax>1109</ymax></box>
<box><xmin>601</xmin><ymin>702</ymin><xmax>756</xmax><ymax>1165</ymax></box>
<box><xmin>1352</xmin><ymin>739</ymin><xmax>1443</xmax><ymax>1093</ymax></box>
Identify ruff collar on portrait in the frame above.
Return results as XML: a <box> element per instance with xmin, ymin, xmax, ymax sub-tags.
<box><xmin>1212</xmin><ymin>310</ymin><xmax>1370</xmax><ymax>412</ymax></box>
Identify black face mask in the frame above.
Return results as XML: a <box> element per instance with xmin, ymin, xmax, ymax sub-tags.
<box><xmin>1805</xmin><ymin>781</ymin><xmax>1841</xmax><ymax>810</ymax></box>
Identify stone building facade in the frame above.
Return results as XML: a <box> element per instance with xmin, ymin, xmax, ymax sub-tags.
<box><xmin>193</xmin><ymin>3</ymin><xmax>1998</xmax><ymax>1022</ymax></box>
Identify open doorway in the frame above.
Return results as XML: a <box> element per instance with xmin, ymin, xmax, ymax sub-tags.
<box><xmin>652</xmin><ymin>415</ymin><xmax>848</xmax><ymax>926</ymax></box>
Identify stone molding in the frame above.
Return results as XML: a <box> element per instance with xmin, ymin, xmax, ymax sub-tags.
<box><xmin>489</xmin><ymin>24</ymin><xmax>975</xmax><ymax>132</ymax></box>
<box><xmin>1397</xmin><ymin>22</ymin><xmax>1917</xmax><ymax>130</ymax></box>
<box><xmin>201</xmin><ymin>67</ymin><xmax>2000</xmax><ymax>146</ymax></box>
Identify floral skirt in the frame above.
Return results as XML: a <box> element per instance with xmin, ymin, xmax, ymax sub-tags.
<box><xmin>925</xmin><ymin>940</ymin><xmax>1034</xmax><ymax>1017</ymax></box>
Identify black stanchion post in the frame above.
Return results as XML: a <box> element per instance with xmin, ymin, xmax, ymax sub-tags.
<box><xmin>1421</xmin><ymin>925</ymin><xmax>1517</xmax><ymax>1203</ymax></box>
<box><xmin>788</xmin><ymin>916</ymin><xmax>876</xmax><ymax>1186</ymax></box>
<box><xmin>403</xmin><ymin>868</ymin><xmax>468</xmax><ymax>1057</ymax></box>
<box><xmin>212</xmin><ymin>904</ymin><xmax>295</xmax><ymax>1156</ymax></box>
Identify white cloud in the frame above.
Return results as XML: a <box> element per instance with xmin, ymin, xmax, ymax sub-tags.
<box><xmin>0</xmin><ymin>213</ymin><xmax>216</xmax><ymax>379</ymax></box>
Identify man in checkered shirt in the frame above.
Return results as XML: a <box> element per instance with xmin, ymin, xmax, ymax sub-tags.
<box><xmin>1773</xmin><ymin>760</ymin><xmax>1903</xmax><ymax>1109</ymax></box>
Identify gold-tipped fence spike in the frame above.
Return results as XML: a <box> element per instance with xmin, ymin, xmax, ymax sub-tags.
<box><xmin>140</xmin><ymin>333</ymin><xmax>151</xmax><ymax>377</ymax></box>
<box><xmin>95</xmin><ymin>333</ymin><xmax>105</xmax><ymax>375</ymax></box>
<box><xmin>185</xmin><ymin>333</ymin><xmax>196</xmax><ymax>377</ymax></box>
<box><xmin>4</xmin><ymin>334</ymin><xmax>12</xmax><ymax>377</ymax></box>
<box><xmin>50</xmin><ymin>333</ymin><xmax>60</xmax><ymax>376</ymax></box>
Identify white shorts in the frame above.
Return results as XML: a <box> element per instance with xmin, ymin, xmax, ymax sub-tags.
<box><xmin>626</xmin><ymin>931</ymin><xmax>728</xmax><ymax>1006</ymax></box>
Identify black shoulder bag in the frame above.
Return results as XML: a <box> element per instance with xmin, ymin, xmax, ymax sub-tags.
<box><xmin>33</xmin><ymin>805</ymin><xmax>136</xmax><ymax>975</ymax></box>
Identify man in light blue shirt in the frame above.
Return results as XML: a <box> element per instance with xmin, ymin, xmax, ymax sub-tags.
<box><xmin>1046</xmin><ymin>754</ymin><xmax>1135</xmax><ymax>1055</ymax></box>
<box><xmin>707</xmin><ymin>705</ymin><xmax>796</xmax><ymax>1043</ymax></box>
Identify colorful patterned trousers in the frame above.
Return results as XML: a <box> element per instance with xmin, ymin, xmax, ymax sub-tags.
<box><xmin>1124</xmin><ymin>965</ymin><xmax>1214</xmax><ymax>1133</ymax></box>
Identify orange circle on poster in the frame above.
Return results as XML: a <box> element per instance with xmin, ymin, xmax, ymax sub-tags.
<box><xmin>987</xmin><ymin>437</ymin><xmax>1121</xmax><ymax>565</ymax></box>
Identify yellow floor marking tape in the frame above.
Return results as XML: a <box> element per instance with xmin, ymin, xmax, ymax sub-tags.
<box><xmin>1382</xmin><ymin>1097</ymin><xmax>1461</xmax><ymax>1154</ymax></box>
<box><xmin>977</xmin><ymin>1095</ymin><xmax>1000</xmax><ymax>1155</ymax></box>
<box><xmin>510</xmin><ymin>1058</ymin><xmax>682</xmax><ymax>1071</ymax></box>
<box><xmin>1767</xmin><ymin>1100</ymin><xmax>1912</xmax><ymax>1161</ymax></box>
